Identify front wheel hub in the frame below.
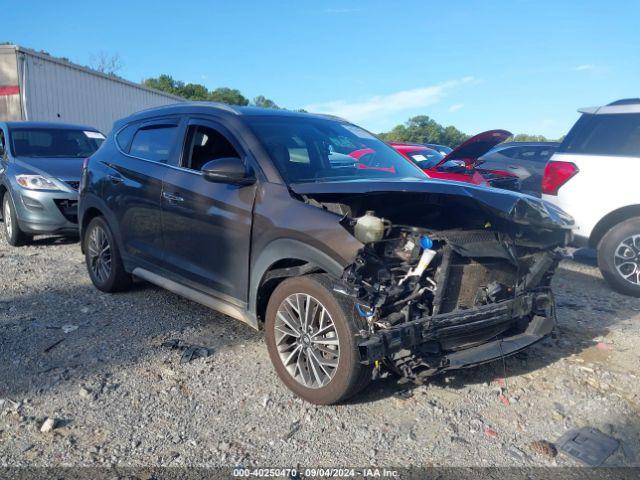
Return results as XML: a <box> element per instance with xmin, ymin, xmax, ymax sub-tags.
<box><xmin>614</xmin><ymin>234</ymin><xmax>640</xmax><ymax>285</ymax></box>
<box><xmin>274</xmin><ymin>293</ymin><xmax>340</xmax><ymax>389</ymax></box>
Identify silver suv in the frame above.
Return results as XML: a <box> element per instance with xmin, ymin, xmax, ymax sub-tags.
<box><xmin>0</xmin><ymin>122</ymin><xmax>104</xmax><ymax>245</ymax></box>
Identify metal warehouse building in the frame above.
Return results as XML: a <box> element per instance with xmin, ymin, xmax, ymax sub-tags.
<box><xmin>0</xmin><ymin>45</ymin><xmax>184</xmax><ymax>134</ymax></box>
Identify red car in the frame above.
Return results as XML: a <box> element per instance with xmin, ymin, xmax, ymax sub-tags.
<box><xmin>382</xmin><ymin>130</ymin><xmax>518</xmax><ymax>189</ymax></box>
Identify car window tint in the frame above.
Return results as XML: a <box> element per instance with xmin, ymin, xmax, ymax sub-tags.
<box><xmin>129</xmin><ymin>125</ymin><xmax>178</xmax><ymax>163</ymax></box>
<box><xmin>116</xmin><ymin>124</ymin><xmax>138</xmax><ymax>152</ymax></box>
<box><xmin>559</xmin><ymin>113</ymin><xmax>640</xmax><ymax>156</ymax></box>
<box><xmin>500</xmin><ymin>147</ymin><xmax>520</xmax><ymax>159</ymax></box>
<box><xmin>183</xmin><ymin>125</ymin><xmax>241</xmax><ymax>171</ymax></box>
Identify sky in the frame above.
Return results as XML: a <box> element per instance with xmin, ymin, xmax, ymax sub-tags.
<box><xmin>5</xmin><ymin>0</ymin><xmax>640</xmax><ymax>138</ymax></box>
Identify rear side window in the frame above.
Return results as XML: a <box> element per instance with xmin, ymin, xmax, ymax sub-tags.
<box><xmin>116</xmin><ymin>124</ymin><xmax>137</xmax><ymax>151</ymax></box>
<box><xmin>559</xmin><ymin>113</ymin><xmax>640</xmax><ymax>156</ymax></box>
<box><xmin>129</xmin><ymin>125</ymin><xmax>178</xmax><ymax>163</ymax></box>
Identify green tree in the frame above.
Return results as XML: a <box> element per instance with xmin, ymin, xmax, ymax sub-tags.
<box><xmin>208</xmin><ymin>87</ymin><xmax>249</xmax><ymax>106</ymax></box>
<box><xmin>142</xmin><ymin>75</ymin><xmax>250</xmax><ymax>105</ymax></box>
<box><xmin>379</xmin><ymin>115</ymin><xmax>469</xmax><ymax>147</ymax></box>
<box><xmin>142</xmin><ymin>74</ymin><xmax>183</xmax><ymax>96</ymax></box>
<box><xmin>253</xmin><ymin>95</ymin><xmax>280</xmax><ymax>109</ymax></box>
<box><xmin>507</xmin><ymin>133</ymin><xmax>554</xmax><ymax>142</ymax></box>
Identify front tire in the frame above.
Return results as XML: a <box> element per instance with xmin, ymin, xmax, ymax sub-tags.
<box><xmin>84</xmin><ymin>216</ymin><xmax>132</xmax><ymax>292</ymax></box>
<box><xmin>2</xmin><ymin>192</ymin><xmax>32</xmax><ymax>246</ymax></box>
<box><xmin>598</xmin><ymin>217</ymin><xmax>640</xmax><ymax>297</ymax></box>
<box><xmin>265</xmin><ymin>274</ymin><xmax>371</xmax><ymax>405</ymax></box>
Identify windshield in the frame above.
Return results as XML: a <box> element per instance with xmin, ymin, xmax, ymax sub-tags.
<box><xmin>10</xmin><ymin>128</ymin><xmax>105</xmax><ymax>158</ymax></box>
<box><xmin>403</xmin><ymin>148</ymin><xmax>445</xmax><ymax>169</ymax></box>
<box><xmin>245</xmin><ymin>116</ymin><xmax>427</xmax><ymax>183</ymax></box>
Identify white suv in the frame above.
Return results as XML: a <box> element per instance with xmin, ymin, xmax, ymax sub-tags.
<box><xmin>542</xmin><ymin>99</ymin><xmax>640</xmax><ymax>296</ymax></box>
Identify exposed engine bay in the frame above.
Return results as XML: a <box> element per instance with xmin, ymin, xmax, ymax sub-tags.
<box><xmin>299</xmin><ymin>188</ymin><xmax>572</xmax><ymax>383</ymax></box>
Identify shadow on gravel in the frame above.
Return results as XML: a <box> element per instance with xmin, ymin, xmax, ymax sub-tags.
<box><xmin>0</xmin><ymin>280</ymin><xmax>262</xmax><ymax>400</ymax></box>
<box><xmin>28</xmin><ymin>235</ymin><xmax>79</xmax><ymax>247</ymax></box>
<box><xmin>1</xmin><ymin>257</ymin><xmax>634</xmax><ymax>408</ymax></box>
<box><xmin>347</xmin><ymin>259</ymin><xmax>637</xmax><ymax>404</ymax></box>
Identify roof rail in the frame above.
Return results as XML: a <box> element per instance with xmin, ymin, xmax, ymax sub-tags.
<box><xmin>607</xmin><ymin>98</ymin><xmax>640</xmax><ymax>106</ymax></box>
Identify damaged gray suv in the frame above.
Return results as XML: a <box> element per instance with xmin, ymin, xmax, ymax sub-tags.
<box><xmin>79</xmin><ymin>103</ymin><xmax>574</xmax><ymax>404</ymax></box>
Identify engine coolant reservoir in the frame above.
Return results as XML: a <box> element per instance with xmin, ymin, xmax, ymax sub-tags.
<box><xmin>354</xmin><ymin>211</ymin><xmax>385</xmax><ymax>243</ymax></box>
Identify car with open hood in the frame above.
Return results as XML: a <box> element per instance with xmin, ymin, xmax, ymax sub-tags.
<box><xmin>79</xmin><ymin>103</ymin><xmax>573</xmax><ymax>404</ymax></box>
<box><xmin>0</xmin><ymin>122</ymin><xmax>105</xmax><ymax>246</ymax></box>
<box><xmin>383</xmin><ymin>131</ymin><xmax>520</xmax><ymax>191</ymax></box>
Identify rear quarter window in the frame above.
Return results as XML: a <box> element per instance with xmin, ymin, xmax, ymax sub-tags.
<box><xmin>559</xmin><ymin>113</ymin><xmax>640</xmax><ymax>157</ymax></box>
<box><xmin>128</xmin><ymin>125</ymin><xmax>178</xmax><ymax>163</ymax></box>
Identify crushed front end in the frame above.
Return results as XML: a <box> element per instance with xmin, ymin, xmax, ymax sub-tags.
<box><xmin>343</xmin><ymin>228</ymin><xmax>561</xmax><ymax>382</ymax></box>
<box><xmin>295</xmin><ymin>183</ymin><xmax>574</xmax><ymax>383</ymax></box>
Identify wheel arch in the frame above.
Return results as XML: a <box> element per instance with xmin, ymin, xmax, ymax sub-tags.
<box><xmin>78</xmin><ymin>195</ymin><xmax>124</xmax><ymax>256</ymax></box>
<box><xmin>249</xmin><ymin>238</ymin><xmax>347</xmax><ymax>327</ymax></box>
<box><xmin>590</xmin><ymin>204</ymin><xmax>640</xmax><ymax>249</ymax></box>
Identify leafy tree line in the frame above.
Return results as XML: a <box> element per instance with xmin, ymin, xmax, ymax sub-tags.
<box><xmin>378</xmin><ymin>116</ymin><xmax>559</xmax><ymax>148</ymax></box>
<box><xmin>377</xmin><ymin>115</ymin><xmax>470</xmax><ymax>147</ymax></box>
<box><xmin>142</xmin><ymin>74</ymin><xmax>280</xmax><ymax>109</ymax></box>
<box><xmin>142</xmin><ymin>75</ymin><xmax>558</xmax><ymax>147</ymax></box>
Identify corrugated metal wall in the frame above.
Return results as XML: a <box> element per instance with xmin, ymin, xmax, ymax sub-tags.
<box><xmin>0</xmin><ymin>49</ymin><xmax>23</xmax><ymax>121</ymax></box>
<box><xmin>18</xmin><ymin>48</ymin><xmax>184</xmax><ymax>134</ymax></box>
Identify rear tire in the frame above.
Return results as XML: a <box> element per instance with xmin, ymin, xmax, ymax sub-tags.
<box><xmin>84</xmin><ymin>216</ymin><xmax>132</xmax><ymax>292</ymax></box>
<box><xmin>265</xmin><ymin>274</ymin><xmax>371</xmax><ymax>405</ymax></box>
<box><xmin>598</xmin><ymin>217</ymin><xmax>640</xmax><ymax>297</ymax></box>
<box><xmin>2</xmin><ymin>192</ymin><xmax>32</xmax><ymax>247</ymax></box>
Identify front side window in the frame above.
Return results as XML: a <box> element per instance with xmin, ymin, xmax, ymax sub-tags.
<box><xmin>182</xmin><ymin>125</ymin><xmax>241</xmax><ymax>171</ymax></box>
<box><xmin>10</xmin><ymin>128</ymin><xmax>104</xmax><ymax>158</ymax></box>
<box><xmin>129</xmin><ymin>125</ymin><xmax>178</xmax><ymax>163</ymax></box>
<box><xmin>246</xmin><ymin>116</ymin><xmax>426</xmax><ymax>183</ymax></box>
<box><xmin>559</xmin><ymin>113</ymin><xmax>640</xmax><ymax>157</ymax></box>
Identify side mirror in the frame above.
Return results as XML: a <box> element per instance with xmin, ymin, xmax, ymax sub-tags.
<box><xmin>201</xmin><ymin>157</ymin><xmax>255</xmax><ymax>185</ymax></box>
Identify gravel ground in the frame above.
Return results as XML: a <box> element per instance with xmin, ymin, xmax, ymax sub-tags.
<box><xmin>0</xmin><ymin>234</ymin><xmax>639</xmax><ymax>468</ymax></box>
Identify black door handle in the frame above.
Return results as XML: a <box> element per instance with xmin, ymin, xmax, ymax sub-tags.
<box><xmin>162</xmin><ymin>192</ymin><xmax>184</xmax><ymax>203</ymax></box>
<box><xmin>108</xmin><ymin>174</ymin><xmax>123</xmax><ymax>184</ymax></box>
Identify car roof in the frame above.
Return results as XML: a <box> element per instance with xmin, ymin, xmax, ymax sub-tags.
<box><xmin>116</xmin><ymin>102</ymin><xmax>349</xmax><ymax>128</ymax></box>
<box><xmin>579</xmin><ymin>98</ymin><xmax>640</xmax><ymax>115</ymax></box>
<box><xmin>493</xmin><ymin>141</ymin><xmax>560</xmax><ymax>149</ymax></box>
<box><xmin>2</xmin><ymin>121</ymin><xmax>100</xmax><ymax>132</ymax></box>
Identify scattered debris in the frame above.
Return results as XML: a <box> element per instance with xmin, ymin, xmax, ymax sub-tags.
<box><xmin>40</xmin><ymin>418</ymin><xmax>56</xmax><ymax>433</ymax></box>
<box><xmin>284</xmin><ymin>420</ymin><xmax>301</xmax><ymax>441</ymax></box>
<box><xmin>43</xmin><ymin>338</ymin><xmax>65</xmax><ymax>353</ymax></box>
<box><xmin>557</xmin><ymin>427</ymin><xmax>619</xmax><ymax>466</ymax></box>
<box><xmin>596</xmin><ymin>342</ymin><xmax>612</xmax><ymax>351</ymax></box>
<box><xmin>161</xmin><ymin>339</ymin><xmax>213</xmax><ymax>364</ymax></box>
<box><xmin>498</xmin><ymin>393</ymin><xmax>510</xmax><ymax>406</ymax></box>
<box><xmin>484</xmin><ymin>427</ymin><xmax>498</xmax><ymax>438</ymax></box>
<box><xmin>61</xmin><ymin>324</ymin><xmax>79</xmax><ymax>334</ymax></box>
<box><xmin>393</xmin><ymin>389</ymin><xmax>414</xmax><ymax>400</ymax></box>
<box><xmin>529</xmin><ymin>440</ymin><xmax>558</xmax><ymax>458</ymax></box>
<box><xmin>78</xmin><ymin>387</ymin><xmax>93</xmax><ymax>400</ymax></box>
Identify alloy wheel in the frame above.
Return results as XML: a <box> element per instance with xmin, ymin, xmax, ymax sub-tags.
<box><xmin>87</xmin><ymin>225</ymin><xmax>112</xmax><ymax>284</ymax></box>
<box><xmin>274</xmin><ymin>293</ymin><xmax>340</xmax><ymax>389</ymax></box>
<box><xmin>614</xmin><ymin>234</ymin><xmax>640</xmax><ymax>285</ymax></box>
<box><xmin>4</xmin><ymin>199</ymin><xmax>12</xmax><ymax>238</ymax></box>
